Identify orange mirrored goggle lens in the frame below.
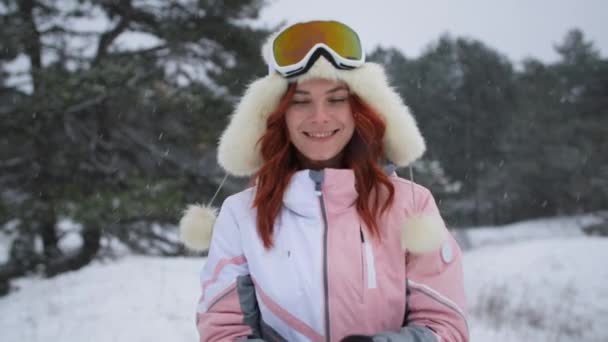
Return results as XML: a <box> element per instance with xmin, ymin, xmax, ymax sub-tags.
<box><xmin>273</xmin><ymin>21</ymin><xmax>363</xmax><ymax>67</ymax></box>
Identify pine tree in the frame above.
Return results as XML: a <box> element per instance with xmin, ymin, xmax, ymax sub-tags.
<box><xmin>0</xmin><ymin>0</ymin><xmax>270</xmax><ymax>291</ymax></box>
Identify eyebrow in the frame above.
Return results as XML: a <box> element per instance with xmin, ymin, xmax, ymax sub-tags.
<box><xmin>294</xmin><ymin>86</ymin><xmax>348</xmax><ymax>95</ymax></box>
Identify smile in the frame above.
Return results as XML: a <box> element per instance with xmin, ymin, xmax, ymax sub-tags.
<box><xmin>303</xmin><ymin>129</ymin><xmax>340</xmax><ymax>139</ymax></box>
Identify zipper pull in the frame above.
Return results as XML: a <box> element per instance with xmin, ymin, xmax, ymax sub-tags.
<box><xmin>360</xmin><ymin>225</ymin><xmax>365</xmax><ymax>243</ymax></box>
<box><xmin>309</xmin><ymin>170</ymin><xmax>324</xmax><ymax>196</ymax></box>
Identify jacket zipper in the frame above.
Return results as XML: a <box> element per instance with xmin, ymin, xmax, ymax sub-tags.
<box><xmin>312</xmin><ymin>171</ymin><xmax>331</xmax><ymax>342</ymax></box>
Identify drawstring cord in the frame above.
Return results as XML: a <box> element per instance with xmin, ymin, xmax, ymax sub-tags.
<box><xmin>208</xmin><ymin>174</ymin><xmax>228</xmax><ymax>207</ymax></box>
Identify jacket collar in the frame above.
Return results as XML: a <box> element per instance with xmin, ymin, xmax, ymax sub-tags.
<box><xmin>282</xmin><ymin>168</ymin><xmax>358</xmax><ymax>218</ymax></box>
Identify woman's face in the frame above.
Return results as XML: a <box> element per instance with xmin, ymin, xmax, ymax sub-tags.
<box><xmin>285</xmin><ymin>78</ymin><xmax>356</xmax><ymax>169</ymax></box>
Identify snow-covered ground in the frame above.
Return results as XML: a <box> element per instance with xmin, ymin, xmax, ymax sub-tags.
<box><xmin>463</xmin><ymin>213</ymin><xmax>602</xmax><ymax>248</ymax></box>
<box><xmin>1</xmin><ymin>214</ymin><xmax>606</xmax><ymax>342</ymax></box>
<box><xmin>465</xmin><ymin>238</ymin><xmax>607</xmax><ymax>341</ymax></box>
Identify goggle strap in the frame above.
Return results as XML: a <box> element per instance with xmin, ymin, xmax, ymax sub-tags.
<box><xmin>282</xmin><ymin>48</ymin><xmax>356</xmax><ymax>79</ymax></box>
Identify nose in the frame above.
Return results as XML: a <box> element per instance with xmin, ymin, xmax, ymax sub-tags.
<box><xmin>310</xmin><ymin>102</ymin><xmax>330</xmax><ymax>123</ymax></box>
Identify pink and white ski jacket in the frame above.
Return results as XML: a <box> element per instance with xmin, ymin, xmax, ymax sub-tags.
<box><xmin>196</xmin><ymin>168</ymin><xmax>468</xmax><ymax>342</ymax></box>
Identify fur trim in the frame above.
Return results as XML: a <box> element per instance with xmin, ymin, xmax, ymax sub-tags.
<box><xmin>179</xmin><ymin>204</ymin><xmax>217</xmax><ymax>252</ymax></box>
<box><xmin>217</xmin><ymin>56</ymin><xmax>426</xmax><ymax>176</ymax></box>
<box><xmin>217</xmin><ymin>73</ymin><xmax>288</xmax><ymax>176</ymax></box>
<box><xmin>217</xmin><ymin>24</ymin><xmax>426</xmax><ymax>176</ymax></box>
<box><xmin>261</xmin><ymin>35</ymin><xmax>275</xmax><ymax>74</ymax></box>
<box><xmin>401</xmin><ymin>213</ymin><xmax>447</xmax><ymax>254</ymax></box>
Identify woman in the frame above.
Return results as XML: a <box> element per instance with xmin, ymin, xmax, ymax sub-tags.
<box><xmin>180</xmin><ymin>21</ymin><xmax>468</xmax><ymax>342</ymax></box>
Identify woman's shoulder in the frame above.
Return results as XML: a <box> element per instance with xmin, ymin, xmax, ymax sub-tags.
<box><xmin>389</xmin><ymin>174</ymin><xmax>433</xmax><ymax>199</ymax></box>
<box><xmin>219</xmin><ymin>186</ymin><xmax>257</xmax><ymax>218</ymax></box>
<box><xmin>386</xmin><ymin>174</ymin><xmax>438</xmax><ymax>213</ymax></box>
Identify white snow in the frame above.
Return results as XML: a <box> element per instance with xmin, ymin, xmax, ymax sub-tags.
<box><xmin>0</xmin><ymin>215</ymin><xmax>606</xmax><ymax>341</ymax></box>
<box><xmin>0</xmin><ymin>219</ymin><xmax>19</xmax><ymax>264</ymax></box>
<box><xmin>465</xmin><ymin>238</ymin><xmax>608</xmax><ymax>342</ymax></box>
<box><xmin>113</xmin><ymin>32</ymin><xmax>164</xmax><ymax>52</ymax></box>
<box><xmin>464</xmin><ymin>213</ymin><xmax>603</xmax><ymax>248</ymax></box>
<box><xmin>0</xmin><ymin>257</ymin><xmax>202</xmax><ymax>342</ymax></box>
<box><xmin>56</xmin><ymin>219</ymin><xmax>84</xmax><ymax>252</ymax></box>
<box><xmin>0</xmin><ymin>231</ymin><xmax>10</xmax><ymax>263</ymax></box>
<box><xmin>2</xmin><ymin>54</ymin><xmax>32</xmax><ymax>93</ymax></box>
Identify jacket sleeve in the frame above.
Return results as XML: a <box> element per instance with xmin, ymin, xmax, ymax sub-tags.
<box><xmin>196</xmin><ymin>196</ymin><xmax>262</xmax><ymax>342</ymax></box>
<box><xmin>395</xmin><ymin>189</ymin><xmax>469</xmax><ymax>342</ymax></box>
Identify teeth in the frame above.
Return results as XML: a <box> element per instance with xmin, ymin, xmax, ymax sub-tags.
<box><xmin>306</xmin><ymin>131</ymin><xmax>335</xmax><ymax>138</ymax></box>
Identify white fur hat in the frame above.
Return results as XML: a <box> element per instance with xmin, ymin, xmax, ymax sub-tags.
<box><xmin>217</xmin><ymin>38</ymin><xmax>426</xmax><ymax>177</ymax></box>
<box><xmin>180</xmin><ymin>24</ymin><xmax>445</xmax><ymax>253</ymax></box>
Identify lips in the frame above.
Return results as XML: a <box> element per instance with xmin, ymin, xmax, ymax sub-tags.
<box><xmin>303</xmin><ymin>129</ymin><xmax>340</xmax><ymax>139</ymax></box>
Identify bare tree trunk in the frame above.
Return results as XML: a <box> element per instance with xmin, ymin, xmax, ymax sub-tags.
<box><xmin>18</xmin><ymin>0</ymin><xmax>42</xmax><ymax>92</ymax></box>
<box><xmin>38</xmin><ymin>198</ymin><xmax>62</xmax><ymax>259</ymax></box>
<box><xmin>0</xmin><ymin>262</ymin><xmax>23</xmax><ymax>296</ymax></box>
<box><xmin>45</xmin><ymin>225</ymin><xmax>101</xmax><ymax>277</ymax></box>
<box><xmin>0</xmin><ymin>227</ymin><xmax>40</xmax><ymax>296</ymax></box>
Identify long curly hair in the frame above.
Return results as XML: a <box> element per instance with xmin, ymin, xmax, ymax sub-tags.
<box><xmin>252</xmin><ymin>83</ymin><xmax>395</xmax><ymax>249</ymax></box>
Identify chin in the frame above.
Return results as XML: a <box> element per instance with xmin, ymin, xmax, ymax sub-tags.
<box><xmin>309</xmin><ymin>154</ymin><xmax>337</xmax><ymax>163</ymax></box>
<box><xmin>297</xmin><ymin>147</ymin><xmax>345</xmax><ymax>168</ymax></box>
<box><xmin>305</xmin><ymin>155</ymin><xmax>343</xmax><ymax>169</ymax></box>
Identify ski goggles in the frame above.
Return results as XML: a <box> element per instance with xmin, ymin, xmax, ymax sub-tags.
<box><xmin>269</xmin><ymin>21</ymin><xmax>366</xmax><ymax>78</ymax></box>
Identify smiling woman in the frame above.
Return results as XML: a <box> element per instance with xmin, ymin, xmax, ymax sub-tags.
<box><xmin>285</xmin><ymin>80</ymin><xmax>356</xmax><ymax>169</ymax></box>
<box><xmin>254</xmin><ymin>78</ymin><xmax>395</xmax><ymax>250</ymax></box>
<box><xmin>180</xmin><ymin>20</ymin><xmax>468</xmax><ymax>342</ymax></box>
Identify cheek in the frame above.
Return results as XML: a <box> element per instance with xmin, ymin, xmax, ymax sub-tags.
<box><xmin>343</xmin><ymin>125</ymin><xmax>355</xmax><ymax>144</ymax></box>
<box><xmin>284</xmin><ymin>110</ymin><xmax>301</xmax><ymax>139</ymax></box>
<box><xmin>340</xmin><ymin>110</ymin><xmax>356</xmax><ymax>139</ymax></box>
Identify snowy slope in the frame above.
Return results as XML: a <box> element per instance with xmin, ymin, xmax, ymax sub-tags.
<box><xmin>0</xmin><ymin>217</ymin><xmax>606</xmax><ymax>342</ymax></box>
<box><xmin>465</xmin><ymin>237</ymin><xmax>608</xmax><ymax>342</ymax></box>
<box><xmin>0</xmin><ymin>257</ymin><xmax>203</xmax><ymax>342</ymax></box>
<box><xmin>463</xmin><ymin>213</ymin><xmax>602</xmax><ymax>248</ymax></box>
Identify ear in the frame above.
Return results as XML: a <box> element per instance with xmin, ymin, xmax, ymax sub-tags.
<box><xmin>401</xmin><ymin>212</ymin><xmax>447</xmax><ymax>254</ymax></box>
<box><xmin>179</xmin><ymin>204</ymin><xmax>217</xmax><ymax>252</ymax></box>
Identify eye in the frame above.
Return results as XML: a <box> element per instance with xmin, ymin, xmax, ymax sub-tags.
<box><xmin>291</xmin><ymin>99</ymin><xmax>310</xmax><ymax>106</ymax></box>
<box><xmin>328</xmin><ymin>97</ymin><xmax>347</xmax><ymax>103</ymax></box>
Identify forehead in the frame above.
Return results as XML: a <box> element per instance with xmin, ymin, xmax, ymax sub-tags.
<box><xmin>295</xmin><ymin>78</ymin><xmax>348</xmax><ymax>94</ymax></box>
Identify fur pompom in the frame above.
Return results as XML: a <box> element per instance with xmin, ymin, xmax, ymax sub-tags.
<box><xmin>179</xmin><ymin>204</ymin><xmax>217</xmax><ymax>252</ymax></box>
<box><xmin>401</xmin><ymin>213</ymin><xmax>447</xmax><ymax>254</ymax></box>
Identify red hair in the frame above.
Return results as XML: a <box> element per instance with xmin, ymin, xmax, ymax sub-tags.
<box><xmin>252</xmin><ymin>84</ymin><xmax>395</xmax><ymax>249</ymax></box>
